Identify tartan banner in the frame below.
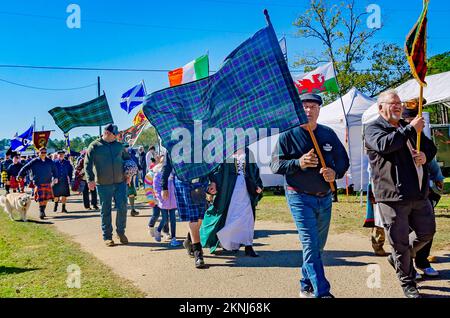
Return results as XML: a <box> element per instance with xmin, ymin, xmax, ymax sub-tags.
<box><xmin>49</xmin><ymin>95</ymin><xmax>114</xmax><ymax>133</ymax></box>
<box><xmin>33</xmin><ymin>131</ymin><xmax>51</xmax><ymax>149</ymax></box>
<box><xmin>405</xmin><ymin>0</ymin><xmax>429</xmax><ymax>87</ymax></box>
<box><xmin>143</xmin><ymin>17</ymin><xmax>307</xmax><ymax>182</ymax></box>
<box><xmin>117</xmin><ymin>122</ymin><xmax>147</xmax><ymax>146</ymax></box>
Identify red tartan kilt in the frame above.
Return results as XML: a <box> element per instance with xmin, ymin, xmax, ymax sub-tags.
<box><xmin>35</xmin><ymin>184</ymin><xmax>54</xmax><ymax>202</ymax></box>
<box><xmin>9</xmin><ymin>176</ymin><xmax>24</xmax><ymax>189</ymax></box>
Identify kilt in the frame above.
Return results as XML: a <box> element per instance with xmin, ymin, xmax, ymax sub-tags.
<box><xmin>1</xmin><ymin>171</ymin><xmax>8</xmax><ymax>184</ymax></box>
<box><xmin>174</xmin><ymin>177</ymin><xmax>208</xmax><ymax>223</ymax></box>
<box><xmin>9</xmin><ymin>176</ymin><xmax>24</xmax><ymax>190</ymax></box>
<box><xmin>35</xmin><ymin>184</ymin><xmax>54</xmax><ymax>202</ymax></box>
<box><xmin>53</xmin><ymin>180</ymin><xmax>71</xmax><ymax>197</ymax></box>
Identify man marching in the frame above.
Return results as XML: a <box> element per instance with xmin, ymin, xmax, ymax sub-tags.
<box><xmin>18</xmin><ymin>147</ymin><xmax>58</xmax><ymax>219</ymax></box>
<box><xmin>53</xmin><ymin>150</ymin><xmax>74</xmax><ymax>213</ymax></box>
<box><xmin>271</xmin><ymin>93</ymin><xmax>349</xmax><ymax>298</ymax></box>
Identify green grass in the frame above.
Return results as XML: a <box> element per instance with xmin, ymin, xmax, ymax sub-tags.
<box><xmin>137</xmin><ymin>188</ymin><xmax>450</xmax><ymax>251</ymax></box>
<box><xmin>0</xmin><ymin>210</ymin><xmax>145</xmax><ymax>298</ymax></box>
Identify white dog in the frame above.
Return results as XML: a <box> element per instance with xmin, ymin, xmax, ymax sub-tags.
<box><xmin>0</xmin><ymin>193</ymin><xmax>32</xmax><ymax>222</ymax></box>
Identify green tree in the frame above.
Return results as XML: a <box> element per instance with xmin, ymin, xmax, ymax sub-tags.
<box><xmin>293</xmin><ymin>0</ymin><xmax>410</xmax><ymax>102</ymax></box>
<box><xmin>427</xmin><ymin>51</ymin><xmax>450</xmax><ymax>76</ymax></box>
<box><xmin>134</xmin><ymin>126</ymin><xmax>158</xmax><ymax>150</ymax></box>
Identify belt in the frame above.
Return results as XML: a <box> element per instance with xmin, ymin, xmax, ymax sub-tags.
<box><xmin>287</xmin><ymin>186</ymin><xmax>331</xmax><ymax>197</ymax></box>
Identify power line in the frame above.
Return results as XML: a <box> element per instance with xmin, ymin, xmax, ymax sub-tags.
<box><xmin>0</xmin><ymin>78</ymin><xmax>97</xmax><ymax>91</ymax></box>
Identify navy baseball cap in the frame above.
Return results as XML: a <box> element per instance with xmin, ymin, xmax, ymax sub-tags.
<box><xmin>105</xmin><ymin>124</ymin><xmax>119</xmax><ymax>136</ymax></box>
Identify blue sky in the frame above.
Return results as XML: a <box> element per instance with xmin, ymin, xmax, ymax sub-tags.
<box><xmin>0</xmin><ymin>0</ymin><xmax>449</xmax><ymax>140</ymax></box>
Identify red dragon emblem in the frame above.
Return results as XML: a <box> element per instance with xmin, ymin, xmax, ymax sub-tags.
<box><xmin>295</xmin><ymin>73</ymin><xmax>325</xmax><ymax>94</ymax></box>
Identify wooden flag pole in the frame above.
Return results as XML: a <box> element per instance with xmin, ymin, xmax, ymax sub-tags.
<box><xmin>306</xmin><ymin>124</ymin><xmax>336</xmax><ymax>192</ymax></box>
<box><xmin>416</xmin><ymin>85</ymin><xmax>424</xmax><ymax>152</ymax></box>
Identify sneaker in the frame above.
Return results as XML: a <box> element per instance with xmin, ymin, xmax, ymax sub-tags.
<box><xmin>130</xmin><ymin>210</ymin><xmax>139</xmax><ymax>217</ymax></box>
<box><xmin>403</xmin><ymin>285</ymin><xmax>421</xmax><ymax>298</ymax></box>
<box><xmin>299</xmin><ymin>287</ymin><xmax>315</xmax><ymax>298</ymax></box>
<box><xmin>419</xmin><ymin>267</ymin><xmax>439</xmax><ymax>277</ymax></box>
<box><xmin>149</xmin><ymin>227</ymin><xmax>155</xmax><ymax>237</ymax></box>
<box><xmin>194</xmin><ymin>250</ymin><xmax>206</xmax><ymax>269</ymax></box>
<box><xmin>416</xmin><ymin>272</ymin><xmax>423</xmax><ymax>280</ymax></box>
<box><xmin>105</xmin><ymin>239</ymin><xmax>115</xmax><ymax>247</ymax></box>
<box><xmin>117</xmin><ymin>234</ymin><xmax>129</xmax><ymax>245</ymax></box>
<box><xmin>93</xmin><ymin>206</ymin><xmax>100</xmax><ymax>211</ymax></box>
<box><xmin>154</xmin><ymin>231</ymin><xmax>162</xmax><ymax>242</ymax></box>
<box><xmin>170</xmin><ymin>238</ymin><xmax>183</xmax><ymax>247</ymax></box>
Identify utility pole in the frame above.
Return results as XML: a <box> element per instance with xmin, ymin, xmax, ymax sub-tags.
<box><xmin>98</xmin><ymin>76</ymin><xmax>102</xmax><ymax>137</ymax></box>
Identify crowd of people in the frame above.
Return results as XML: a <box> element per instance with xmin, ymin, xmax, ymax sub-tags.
<box><xmin>0</xmin><ymin>92</ymin><xmax>445</xmax><ymax>298</ymax></box>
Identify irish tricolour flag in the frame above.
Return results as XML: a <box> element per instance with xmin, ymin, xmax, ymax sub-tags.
<box><xmin>168</xmin><ymin>55</ymin><xmax>209</xmax><ymax>87</ymax></box>
<box><xmin>293</xmin><ymin>62</ymin><xmax>339</xmax><ymax>94</ymax></box>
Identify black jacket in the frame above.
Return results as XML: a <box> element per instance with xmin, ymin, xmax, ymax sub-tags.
<box><xmin>365</xmin><ymin>116</ymin><xmax>437</xmax><ymax>202</ymax></box>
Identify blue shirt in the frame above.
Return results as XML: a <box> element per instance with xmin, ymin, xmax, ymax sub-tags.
<box><xmin>19</xmin><ymin>157</ymin><xmax>58</xmax><ymax>186</ymax></box>
<box><xmin>271</xmin><ymin>124</ymin><xmax>350</xmax><ymax>193</ymax></box>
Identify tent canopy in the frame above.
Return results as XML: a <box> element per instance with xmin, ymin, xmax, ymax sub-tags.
<box><xmin>317</xmin><ymin>87</ymin><xmax>376</xmax><ymax>190</ymax></box>
<box><xmin>362</xmin><ymin>71</ymin><xmax>450</xmax><ymax>125</ymax></box>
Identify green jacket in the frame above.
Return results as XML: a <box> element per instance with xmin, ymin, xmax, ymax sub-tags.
<box><xmin>84</xmin><ymin>138</ymin><xmax>130</xmax><ymax>185</ymax></box>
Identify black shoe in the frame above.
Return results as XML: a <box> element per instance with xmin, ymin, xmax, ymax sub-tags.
<box><xmin>61</xmin><ymin>207</ymin><xmax>68</xmax><ymax>213</ymax></box>
<box><xmin>39</xmin><ymin>212</ymin><xmax>46</xmax><ymax>220</ymax></box>
<box><xmin>130</xmin><ymin>210</ymin><xmax>139</xmax><ymax>217</ymax></box>
<box><xmin>53</xmin><ymin>203</ymin><xmax>58</xmax><ymax>212</ymax></box>
<box><xmin>194</xmin><ymin>250</ymin><xmax>206</xmax><ymax>269</ymax></box>
<box><xmin>245</xmin><ymin>246</ymin><xmax>259</xmax><ymax>257</ymax></box>
<box><xmin>403</xmin><ymin>285</ymin><xmax>421</xmax><ymax>298</ymax></box>
<box><xmin>93</xmin><ymin>206</ymin><xmax>100</xmax><ymax>211</ymax></box>
<box><xmin>183</xmin><ymin>237</ymin><xmax>194</xmax><ymax>257</ymax></box>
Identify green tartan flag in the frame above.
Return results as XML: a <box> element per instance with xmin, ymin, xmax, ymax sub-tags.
<box><xmin>49</xmin><ymin>95</ymin><xmax>114</xmax><ymax>133</ymax></box>
<box><xmin>405</xmin><ymin>0</ymin><xmax>429</xmax><ymax>87</ymax></box>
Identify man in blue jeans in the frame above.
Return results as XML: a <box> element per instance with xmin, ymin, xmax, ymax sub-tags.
<box><xmin>85</xmin><ymin>124</ymin><xmax>131</xmax><ymax>247</ymax></box>
<box><xmin>271</xmin><ymin>93</ymin><xmax>349</xmax><ymax>298</ymax></box>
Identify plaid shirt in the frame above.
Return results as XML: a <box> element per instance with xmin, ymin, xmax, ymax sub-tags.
<box><xmin>143</xmin><ymin>23</ymin><xmax>307</xmax><ymax>182</ymax></box>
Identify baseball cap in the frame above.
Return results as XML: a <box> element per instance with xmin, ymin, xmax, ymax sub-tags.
<box><xmin>105</xmin><ymin>124</ymin><xmax>119</xmax><ymax>136</ymax></box>
<box><xmin>300</xmin><ymin>93</ymin><xmax>323</xmax><ymax>106</ymax></box>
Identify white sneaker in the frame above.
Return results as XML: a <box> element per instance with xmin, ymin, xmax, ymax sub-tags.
<box><xmin>163</xmin><ymin>232</ymin><xmax>171</xmax><ymax>242</ymax></box>
<box><xmin>420</xmin><ymin>267</ymin><xmax>439</xmax><ymax>277</ymax></box>
<box><xmin>154</xmin><ymin>231</ymin><xmax>162</xmax><ymax>242</ymax></box>
<box><xmin>149</xmin><ymin>227</ymin><xmax>155</xmax><ymax>238</ymax></box>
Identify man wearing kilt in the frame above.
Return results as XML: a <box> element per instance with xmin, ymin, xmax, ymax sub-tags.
<box><xmin>7</xmin><ymin>152</ymin><xmax>25</xmax><ymax>193</ymax></box>
<box><xmin>52</xmin><ymin>150</ymin><xmax>73</xmax><ymax>213</ymax></box>
<box><xmin>18</xmin><ymin>147</ymin><xmax>58</xmax><ymax>219</ymax></box>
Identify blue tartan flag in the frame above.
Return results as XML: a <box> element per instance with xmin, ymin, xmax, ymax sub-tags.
<box><xmin>120</xmin><ymin>81</ymin><xmax>146</xmax><ymax>114</ymax></box>
<box><xmin>143</xmin><ymin>15</ymin><xmax>307</xmax><ymax>182</ymax></box>
<box><xmin>11</xmin><ymin>125</ymin><xmax>34</xmax><ymax>152</ymax></box>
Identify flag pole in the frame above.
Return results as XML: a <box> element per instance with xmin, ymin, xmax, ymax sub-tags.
<box><xmin>306</xmin><ymin>124</ymin><xmax>336</xmax><ymax>192</ymax></box>
<box><xmin>416</xmin><ymin>85</ymin><xmax>424</xmax><ymax>152</ymax></box>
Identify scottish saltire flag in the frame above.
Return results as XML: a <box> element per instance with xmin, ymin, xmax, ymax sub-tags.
<box><xmin>143</xmin><ymin>14</ymin><xmax>307</xmax><ymax>181</ymax></box>
<box><xmin>120</xmin><ymin>81</ymin><xmax>147</xmax><ymax>113</ymax></box>
<box><xmin>11</xmin><ymin>125</ymin><xmax>34</xmax><ymax>152</ymax></box>
<box><xmin>49</xmin><ymin>95</ymin><xmax>113</xmax><ymax>134</ymax></box>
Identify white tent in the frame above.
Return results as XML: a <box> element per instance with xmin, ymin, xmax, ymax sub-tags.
<box><xmin>317</xmin><ymin>87</ymin><xmax>376</xmax><ymax>190</ymax></box>
<box><xmin>249</xmin><ymin>87</ymin><xmax>375</xmax><ymax>189</ymax></box>
<box><xmin>362</xmin><ymin>71</ymin><xmax>450</xmax><ymax>125</ymax></box>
